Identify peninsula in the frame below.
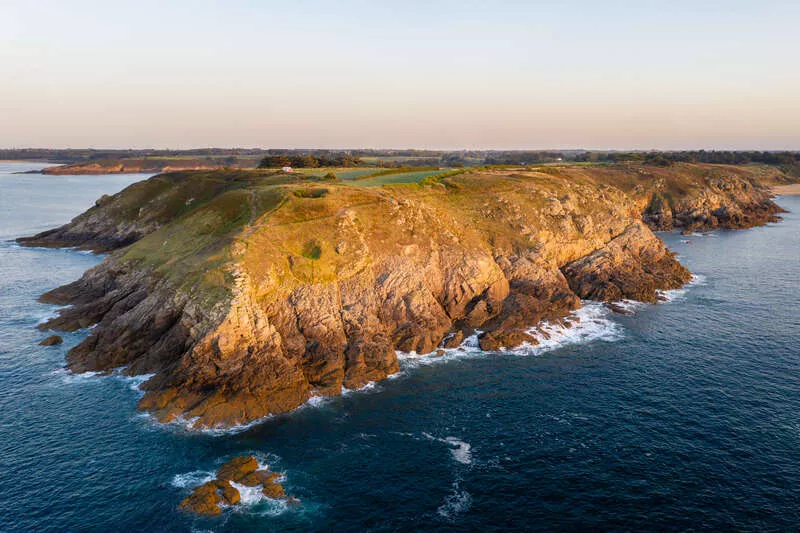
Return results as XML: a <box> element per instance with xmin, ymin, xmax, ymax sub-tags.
<box><xmin>20</xmin><ymin>162</ymin><xmax>787</xmax><ymax>429</ymax></box>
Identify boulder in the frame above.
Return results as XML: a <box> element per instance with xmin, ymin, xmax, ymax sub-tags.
<box><xmin>441</xmin><ymin>331</ymin><xmax>463</xmax><ymax>349</ymax></box>
<box><xmin>39</xmin><ymin>335</ymin><xmax>63</xmax><ymax>346</ymax></box>
<box><xmin>261</xmin><ymin>481</ymin><xmax>286</xmax><ymax>499</ymax></box>
<box><xmin>215</xmin><ymin>479</ymin><xmax>240</xmax><ymax>505</ymax></box>
<box><xmin>179</xmin><ymin>481</ymin><xmax>222</xmax><ymax>515</ymax></box>
<box><xmin>216</xmin><ymin>456</ymin><xmax>259</xmax><ymax>482</ymax></box>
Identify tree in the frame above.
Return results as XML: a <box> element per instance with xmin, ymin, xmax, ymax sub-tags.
<box><xmin>258</xmin><ymin>155</ymin><xmax>292</xmax><ymax>168</ymax></box>
<box><xmin>302</xmin><ymin>240</ymin><xmax>322</xmax><ymax>281</ymax></box>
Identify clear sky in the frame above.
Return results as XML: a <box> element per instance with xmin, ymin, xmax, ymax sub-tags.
<box><xmin>2</xmin><ymin>0</ymin><xmax>799</xmax><ymax>150</ymax></box>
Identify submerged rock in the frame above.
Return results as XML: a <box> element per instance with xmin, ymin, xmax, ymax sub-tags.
<box><xmin>605</xmin><ymin>302</ymin><xmax>633</xmax><ymax>315</ymax></box>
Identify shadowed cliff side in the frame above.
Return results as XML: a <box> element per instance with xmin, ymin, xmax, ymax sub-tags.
<box><xmin>21</xmin><ymin>163</ymin><xmax>783</xmax><ymax>428</ymax></box>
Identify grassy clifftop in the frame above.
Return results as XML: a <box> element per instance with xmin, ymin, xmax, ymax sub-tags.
<box><xmin>23</xmin><ymin>163</ymin><xmax>786</xmax><ymax>307</ymax></box>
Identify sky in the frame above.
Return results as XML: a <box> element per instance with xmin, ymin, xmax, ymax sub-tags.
<box><xmin>1</xmin><ymin>0</ymin><xmax>799</xmax><ymax>150</ymax></box>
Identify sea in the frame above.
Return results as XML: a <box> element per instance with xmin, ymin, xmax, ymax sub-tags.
<box><xmin>1</xmin><ymin>161</ymin><xmax>799</xmax><ymax>532</ymax></box>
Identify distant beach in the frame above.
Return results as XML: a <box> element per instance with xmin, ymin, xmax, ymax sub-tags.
<box><xmin>772</xmin><ymin>184</ymin><xmax>800</xmax><ymax>195</ymax></box>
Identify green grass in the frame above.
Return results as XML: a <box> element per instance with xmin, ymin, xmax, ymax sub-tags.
<box><xmin>355</xmin><ymin>169</ymin><xmax>449</xmax><ymax>187</ymax></box>
<box><xmin>295</xmin><ymin>168</ymin><xmax>377</xmax><ymax>180</ymax></box>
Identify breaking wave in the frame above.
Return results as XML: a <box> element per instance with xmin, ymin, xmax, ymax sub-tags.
<box><xmin>52</xmin><ymin>366</ymin><xmax>154</xmax><ymax>394</ymax></box>
<box><xmin>171</xmin><ymin>470</ymin><xmax>215</xmax><ymax>489</ymax></box>
<box><xmin>437</xmin><ymin>478</ymin><xmax>472</xmax><ymax>520</ymax></box>
<box><xmin>422</xmin><ymin>433</ymin><xmax>473</xmax><ymax>465</ymax></box>
<box><xmin>657</xmin><ymin>273</ymin><xmax>706</xmax><ymax>303</ymax></box>
<box><xmin>397</xmin><ymin>301</ymin><xmax>623</xmax><ymax>371</ymax></box>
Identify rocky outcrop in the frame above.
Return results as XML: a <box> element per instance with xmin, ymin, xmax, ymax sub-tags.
<box><xmin>27</xmin><ymin>164</ymin><xmax>782</xmax><ymax>429</ymax></box>
<box><xmin>39</xmin><ymin>335</ymin><xmax>63</xmax><ymax>346</ymax></box>
<box><xmin>179</xmin><ymin>456</ymin><xmax>289</xmax><ymax>515</ymax></box>
<box><xmin>552</xmin><ymin>162</ymin><xmax>786</xmax><ymax>232</ymax></box>
<box><xmin>17</xmin><ymin>171</ymin><xmax>267</xmax><ymax>251</ymax></box>
<box><xmin>641</xmin><ymin>178</ymin><xmax>783</xmax><ymax>231</ymax></box>
<box><xmin>562</xmin><ymin>222</ymin><xmax>691</xmax><ymax>302</ymax></box>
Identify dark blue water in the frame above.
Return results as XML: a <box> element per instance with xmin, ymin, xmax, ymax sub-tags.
<box><xmin>2</xmin><ymin>161</ymin><xmax>799</xmax><ymax>532</ymax></box>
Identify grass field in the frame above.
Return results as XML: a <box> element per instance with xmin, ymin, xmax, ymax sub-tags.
<box><xmin>295</xmin><ymin>168</ymin><xmax>378</xmax><ymax>180</ymax></box>
<box><xmin>355</xmin><ymin>169</ymin><xmax>449</xmax><ymax>186</ymax></box>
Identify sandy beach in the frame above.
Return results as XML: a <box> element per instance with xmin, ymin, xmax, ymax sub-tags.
<box><xmin>772</xmin><ymin>184</ymin><xmax>800</xmax><ymax>195</ymax></box>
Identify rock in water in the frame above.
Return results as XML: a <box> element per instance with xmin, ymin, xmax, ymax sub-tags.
<box><xmin>215</xmin><ymin>480</ymin><xmax>240</xmax><ymax>505</ymax></box>
<box><xmin>179</xmin><ymin>481</ymin><xmax>223</xmax><ymax>516</ymax></box>
<box><xmin>39</xmin><ymin>335</ymin><xmax>63</xmax><ymax>346</ymax></box>
<box><xmin>261</xmin><ymin>482</ymin><xmax>286</xmax><ymax>499</ymax></box>
<box><xmin>216</xmin><ymin>456</ymin><xmax>259</xmax><ymax>482</ymax></box>
<box><xmin>179</xmin><ymin>456</ymin><xmax>290</xmax><ymax>515</ymax></box>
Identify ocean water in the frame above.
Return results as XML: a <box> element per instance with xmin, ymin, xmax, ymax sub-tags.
<box><xmin>1</xmin><ymin>161</ymin><xmax>799</xmax><ymax>532</ymax></box>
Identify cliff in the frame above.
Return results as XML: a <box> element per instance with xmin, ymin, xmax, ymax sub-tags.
<box><xmin>20</xmin><ymin>164</ymin><xmax>784</xmax><ymax>428</ymax></box>
<box><xmin>544</xmin><ymin>163</ymin><xmax>786</xmax><ymax>231</ymax></box>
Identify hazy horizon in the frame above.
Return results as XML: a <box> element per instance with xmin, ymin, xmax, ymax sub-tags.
<box><xmin>3</xmin><ymin>1</ymin><xmax>799</xmax><ymax>150</ymax></box>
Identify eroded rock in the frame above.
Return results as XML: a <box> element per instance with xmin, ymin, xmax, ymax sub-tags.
<box><xmin>39</xmin><ymin>335</ymin><xmax>63</xmax><ymax>346</ymax></box>
<box><xmin>179</xmin><ymin>456</ymin><xmax>290</xmax><ymax>516</ymax></box>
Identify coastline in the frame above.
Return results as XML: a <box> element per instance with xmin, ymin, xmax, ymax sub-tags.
<box><xmin>24</xmin><ymin>163</ymin><xmax>781</xmax><ymax>429</ymax></box>
<box><xmin>772</xmin><ymin>184</ymin><xmax>800</xmax><ymax>196</ymax></box>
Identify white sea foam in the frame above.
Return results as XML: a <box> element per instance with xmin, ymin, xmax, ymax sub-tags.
<box><xmin>612</xmin><ymin>299</ymin><xmax>646</xmax><ymax>313</ymax></box>
<box><xmin>228</xmin><ymin>462</ymin><xmax>291</xmax><ymax>517</ymax></box>
<box><xmin>35</xmin><ymin>305</ymin><xmax>68</xmax><ymax>326</ymax></box>
<box><xmin>422</xmin><ymin>433</ymin><xmax>473</xmax><ymax>465</ymax></box>
<box><xmin>190</xmin><ymin>414</ymin><xmax>276</xmax><ymax>436</ymax></box>
<box><xmin>341</xmin><ymin>381</ymin><xmax>380</xmax><ymax>396</ymax></box>
<box><xmin>437</xmin><ymin>479</ymin><xmax>472</xmax><ymax>520</ymax></box>
<box><xmin>230</xmin><ymin>481</ymin><xmax>268</xmax><ymax>505</ymax></box>
<box><xmin>304</xmin><ymin>394</ymin><xmax>332</xmax><ymax>408</ymax></box>
<box><xmin>179</xmin><ymin>383</ymin><xmax>384</xmax><ymax>436</ymax></box>
<box><xmin>444</xmin><ymin>437</ymin><xmax>472</xmax><ymax>465</ymax></box>
<box><xmin>117</xmin><ymin>372</ymin><xmax>155</xmax><ymax>393</ymax></box>
<box><xmin>171</xmin><ymin>470</ymin><xmax>215</xmax><ymax>488</ymax></box>
<box><xmin>395</xmin><ymin>303</ymin><xmax>622</xmax><ymax>378</ymax></box>
<box><xmin>51</xmin><ymin>367</ymin><xmax>103</xmax><ymax>383</ymax></box>
<box><xmin>50</xmin><ymin>365</ymin><xmax>155</xmax><ymax>393</ymax></box>
<box><xmin>658</xmin><ymin>273</ymin><xmax>706</xmax><ymax>303</ymax></box>
<box><xmin>514</xmin><ymin>302</ymin><xmax>623</xmax><ymax>356</ymax></box>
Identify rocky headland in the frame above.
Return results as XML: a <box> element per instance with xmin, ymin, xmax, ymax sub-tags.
<box><xmin>19</xmin><ymin>163</ymin><xmax>787</xmax><ymax>429</ymax></box>
<box><xmin>34</xmin><ymin>157</ymin><xmax>257</xmax><ymax>176</ymax></box>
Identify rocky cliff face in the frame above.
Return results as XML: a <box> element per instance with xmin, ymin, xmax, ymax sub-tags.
<box><xmin>23</xmin><ymin>164</ymin><xmax>782</xmax><ymax>429</ymax></box>
<box><xmin>548</xmin><ymin>163</ymin><xmax>786</xmax><ymax>232</ymax></box>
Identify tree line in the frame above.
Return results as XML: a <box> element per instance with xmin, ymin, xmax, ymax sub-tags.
<box><xmin>257</xmin><ymin>153</ymin><xmax>362</xmax><ymax>168</ymax></box>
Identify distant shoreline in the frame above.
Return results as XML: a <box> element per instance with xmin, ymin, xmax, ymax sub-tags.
<box><xmin>772</xmin><ymin>184</ymin><xmax>800</xmax><ymax>196</ymax></box>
